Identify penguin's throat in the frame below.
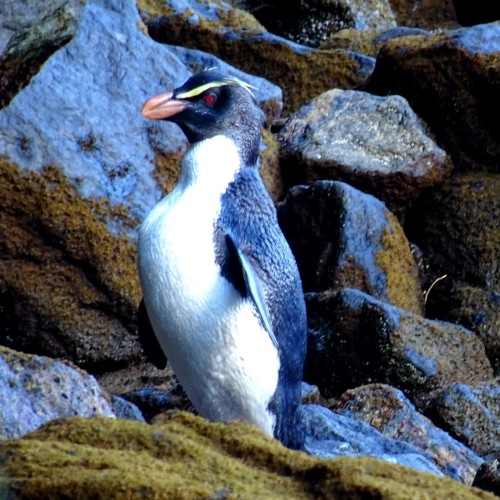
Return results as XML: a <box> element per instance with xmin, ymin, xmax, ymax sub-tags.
<box><xmin>179</xmin><ymin>135</ymin><xmax>242</xmax><ymax>195</ymax></box>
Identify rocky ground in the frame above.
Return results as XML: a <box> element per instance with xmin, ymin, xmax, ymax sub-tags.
<box><xmin>0</xmin><ymin>0</ymin><xmax>498</xmax><ymax>498</ymax></box>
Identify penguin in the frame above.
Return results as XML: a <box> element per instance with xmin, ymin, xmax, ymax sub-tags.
<box><xmin>137</xmin><ymin>69</ymin><xmax>307</xmax><ymax>450</ymax></box>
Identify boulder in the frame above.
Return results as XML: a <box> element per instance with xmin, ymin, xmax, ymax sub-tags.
<box><xmin>331</xmin><ymin>384</ymin><xmax>483</xmax><ymax>484</ymax></box>
<box><xmin>0</xmin><ymin>0</ymin><xmax>87</xmax><ymax>108</ymax></box>
<box><xmin>138</xmin><ymin>0</ymin><xmax>376</xmax><ymax>114</ymax></box>
<box><xmin>278</xmin><ymin>181</ymin><xmax>423</xmax><ymax>313</ymax></box>
<box><xmin>409</xmin><ymin>173</ymin><xmax>500</xmax><ymax>372</ymax></box>
<box><xmin>365</xmin><ymin>23</ymin><xmax>500</xmax><ymax>173</ymax></box>
<box><xmin>279</xmin><ymin>89</ymin><xmax>452</xmax><ymax>211</ymax></box>
<box><xmin>304</xmin><ymin>288</ymin><xmax>493</xmax><ymax>409</ymax></box>
<box><xmin>431</xmin><ymin>380</ymin><xmax>500</xmax><ymax>458</ymax></box>
<box><xmin>0</xmin><ymin>346</ymin><xmax>114</xmax><ymax>439</ymax></box>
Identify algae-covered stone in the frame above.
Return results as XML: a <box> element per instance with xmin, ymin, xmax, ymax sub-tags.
<box><xmin>304</xmin><ymin>288</ymin><xmax>493</xmax><ymax>409</ymax></box>
<box><xmin>139</xmin><ymin>0</ymin><xmax>375</xmax><ymax>114</ymax></box>
<box><xmin>0</xmin><ymin>414</ymin><xmax>495</xmax><ymax>498</ymax></box>
<box><xmin>278</xmin><ymin>181</ymin><xmax>423</xmax><ymax>314</ymax></box>
<box><xmin>0</xmin><ymin>346</ymin><xmax>114</xmax><ymax>439</ymax></box>
<box><xmin>409</xmin><ymin>173</ymin><xmax>500</xmax><ymax>372</ymax></box>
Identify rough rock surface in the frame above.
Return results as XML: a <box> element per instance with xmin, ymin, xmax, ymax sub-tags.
<box><xmin>0</xmin><ymin>346</ymin><xmax>114</xmax><ymax>439</ymax></box>
<box><xmin>0</xmin><ymin>0</ymin><xmax>87</xmax><ymax>109</ymax></box>
<box><xmin>278</xmin><ymin>181</ymin><xmax>423</xmax><ymax>313</ymax></box>
<box><xmin>303</xmin><ymin>404</ymin><xmax>443</xmax><ymax>476</ymax></box>
<box><xmin>473</xmin><ymin>459</ymin><xmax>500</xmax><ymax>497</ymax></box>
<box><xmin>431</xmin><ymin>380</ymin><xmax>500</xmax><ymax>458</ymax></box>
<box><xmin>330</xmin><ymin>384</ymin><xmax>483</xmax><ymax>484</ymax></box>
<box><xmin>139</xmin><ymin>0</ymin><xmax>376</xmax><ymax>114</ymax></box>
<box><xmin>0</xmin><ymin>0</ymin><xmax>282</xmax><ymax>369</ymax></box>
<box><xmin>249</xmin><ymin>0</ymin><xmax>397</xmax><ymax>47</ymax></box>
<box><xmin>0</xmin><ymin>414</ymin><xmax>495</xmax><ymax>499</ymax></box>
<box><xmin>320</xmin><ymin>26</ymin><xmax>428</xmax><ymax>56</ymax></box>
<box><xmin>304</xmin><ymin>288</ymin><xmax>494</xmax><ymax>409</ymax></box>
<box><xmin>409</xmin><ymin>173</ymin><xmax>500</xmax><ymax>373</ymax></box>
<box><xmin>365</xmin><ymin>22</ymin><xmax>500</xmax><ymax>173</ymax></box>
<box><xmin>388</xmin><ymin>0</ymin><xmax>458</xmax><ymax>27</ymax></box>
<box><xmin>278</xmin><ymin>89</ymin><xmax>452</xmax><ymax>211</ymax></box>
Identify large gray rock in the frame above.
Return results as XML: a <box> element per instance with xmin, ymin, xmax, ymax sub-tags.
<box><xmin>279</xmin><ymin>89</ymin><xmax>452</xmax><ymax>212</ymax></box>
<box><xmin>365</xmin><ymin>23</ymin><xmax>500</xmax><ymax>172</ymax></box>
<box><xmin>303</xmin><ymin>404</ymin><xmax>443</xmax><ymax>476</ymax></box>
<box><xmin>0</xmin><ymin>346</ymin><xmax>114</xmax><ymax>439</ymax></box>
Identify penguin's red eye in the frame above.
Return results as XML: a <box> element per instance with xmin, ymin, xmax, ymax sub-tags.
<box><xmin>204</xmin><ymin>93</ymin><xmax>216</xmax><ymax>105</ymax></box>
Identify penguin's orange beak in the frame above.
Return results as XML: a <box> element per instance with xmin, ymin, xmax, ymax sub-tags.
<box><xmin>141</xmin><ymin>92</ymin><xmax>188</xmax><ymax>120</ymax></box>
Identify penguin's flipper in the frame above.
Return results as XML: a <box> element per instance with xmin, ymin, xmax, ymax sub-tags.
<box><xmin>138</xmin><ymin>298</ymin><xmax>168</xmax><ymax>369</ymax></box>
<box><xmin>226</xmin><ymin>234</ymin><xmax>279</xmax><ymax>351</ymax></box>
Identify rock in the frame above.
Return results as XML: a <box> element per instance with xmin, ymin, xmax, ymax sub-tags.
<box><xmin>250</xmin><ymin>0</ymin><xmax>397</xmax><ymax>47</ymax></box>
<box><xmin>0</xmin><ymin>414</ymin><xmax>495</xmax><ymax>498</ymax></box>
<box><xmin>110</xmin><ymin>395</ymin><xmax>145</xmax><ymax>422</ymax></box>
<box><xmin>0</xmin><ymin>0</ymin><xmax>282</xmax><ymax>368</ymax></box>
<box><xmin>278</xmin><ymin>89</ymin><xmax>452</xmax><ymax>212</ymax></box>
<box><xmin>331</xmin><ymin>384</ymin><xmax>483</xmax><ymax>484</ymax></box>
<box><xmin>278</xmin><ymin>181</ymin><xmax>423</xmax><ymax>313</ymax></box>
<box><xmin>0</xmin><ymin>0</ymin><xmax>87</xmax><ymax>109</ymax></box>
<box><xmin>365</xmin><ymin>23</ymin><xmax>500</xmax><ymax>173</ymax></box>
<box><xmin>408</xmin><ymin>173</ymin><xmax>500</xmax><ymax>372</ymax></box>
<box><xmin>320</xmin><ymin>27</ymin><xmax>428</xmax><ymax>56</ymax></box>
<box><xmin>0</xmin><ymin>346</ymin><xmax>114</xmax><ymax>439</ymax></box>
<box><xmin>473</xmin><ymin>460</ymin><xmax>500</xmax><ymax>497</ymax></box>
<box><xmin>387</xmin><ymin>0</ymin><xmax>458</xmax><ymax>28</ymax></box>
<box><xmin>138</xmin><ymin>0</ymin><xmax>376</xmax><ymax>114</ymax></box>
<box><xmin>304</xmin><ymin>288</ymin><xmax>494</xmax><ymax>409</ymax></box>
<box><xmin>97</xmin><ymin>362</ymin><xmax>194</xmax><ymax>420</ymax></box>
<box><xmin>452</xmin><ymin>1</ymin><xmax>500</xmax><ymax>26</ymax></box>
<box><xmin>431</xmin><ymin>380</ymin><xmax>500</xmax><ymax>458</ymax></box>
<box><xmin>302</xmin><ymin>404</ymin><xmax>443</xmax><ymax>476</ymax></box>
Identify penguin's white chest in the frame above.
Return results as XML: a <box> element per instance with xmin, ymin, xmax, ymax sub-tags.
<box><xmin>137</xmin><ymin>137</ymin><xmax>280</xmax><ymax>435</ymax></box>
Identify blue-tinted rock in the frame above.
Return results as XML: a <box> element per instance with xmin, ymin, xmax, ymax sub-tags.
<box><xmin>0</xmin><ymin>0</ymin><xmax>88</xmax><ymax>108</ymax></box>
<box><xmin>278</xmin><ymin>89</ymin><xmax>451</xmax><ymax>211</ymax></box>
<box><xmin>433</xmin><ymin>381</ymin><xmax>500</xmax><ymax>458</ymax></box>
<box><xmin>302</xmin><ymin>404</ymin><xmax>443</xmax><ymax>476</ymax></box>
<box><xmin>331</xmin><ymin>384</ymin><xmax>483</xmax><ymax>484</ymax></box>
<box><xmin>0</xmin><ymin>346</ymin><xmax>114</xmax><ymax>439</ymax></box>
<box><xmin>278</xmin><ymin>181</ymin><xmax>423</xmax><ymax>313</ymax></box>
<box><xmin>304</xmin><ymin>288</ymin><xmax>493</xmax><ymax>409</ymax></box>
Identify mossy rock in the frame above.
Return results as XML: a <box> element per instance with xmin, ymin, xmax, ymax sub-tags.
<box><xmin>0</xmin><ymin>413</ymin><xmax>494</xmax><ymax>498</ymax></box>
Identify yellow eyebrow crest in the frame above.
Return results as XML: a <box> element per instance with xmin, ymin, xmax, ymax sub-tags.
<box><xmin>176</xmin><ymin>78</ymin><xmax>256</xmax><ymax>99</ymax></box>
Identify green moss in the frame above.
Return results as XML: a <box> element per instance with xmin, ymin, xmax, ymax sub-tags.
<box><xmin>0</xmin><ymin>414</ymin><xmax>494</xmax><ymax>499</ymax></box>
<box><xmin>0</xmin><ymin>159</ymin><xmax>141</xmax><ymax>366</ymax></box>
<box><xmin>376</xmin><ymin>211</ymin><xmax>423</xmax><ymax>315</ymax></box>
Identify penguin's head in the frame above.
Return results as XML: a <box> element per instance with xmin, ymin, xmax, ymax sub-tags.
<box><xmin>142</xmin><ymin>69</ymin><xmax>265</xmax><ymax>152</ymax></box>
